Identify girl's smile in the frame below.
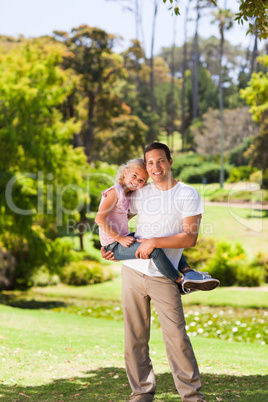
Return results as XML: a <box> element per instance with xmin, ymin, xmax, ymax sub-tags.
<box><xmin>123</xmin><ymin>166</ymin><xmax>148</xmax><ymax>194</ymax></box>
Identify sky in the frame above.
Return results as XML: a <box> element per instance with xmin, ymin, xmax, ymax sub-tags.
<box><xmin>0</xmin><ymin>0</ymin><xmax>261</xmax><ymax>56</ymax></box>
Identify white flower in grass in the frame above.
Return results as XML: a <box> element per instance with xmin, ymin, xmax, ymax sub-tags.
<box><xmin>232</xmin><ymin>327</ymin><xmax>238</xmax><ymax>332</ymax></box>
<box><xmin>197</xmin><ymin>328</ymin><xmax>204</xmax><ymax>334</ymax></box>
<box><xmin>216</xmin><ymin>330</ymin><xmax>222</xmax><ymax>334</ymax></box>
<box><xmin>235</xmin><ymin>321</ymin><xmax>241</xmax><ymax>326</ymax></box>
<box><xmin>256</xmin><ymin>334</ymin><xmax>261</xmax><ymax>338</ymax></box>
<box><xmin>208</xmin><ymin>320</ymin><xmax>213</xmax><ymax>325</ymax></box>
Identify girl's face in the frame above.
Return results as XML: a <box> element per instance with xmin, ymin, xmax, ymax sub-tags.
<box><xmin>123</xmin><ymin>166</ymin><xmax>148</xmax><ymax>192</ymax></box>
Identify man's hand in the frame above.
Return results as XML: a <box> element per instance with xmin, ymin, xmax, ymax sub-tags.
<box><xmin>135</xmin><ymin>238</ymin><xmax>157</xmax><ymax>259</ymax></box>
<box><xmin>100</xmin><ymin>246</ymin><xmax>118</xmax><ymax>261</ymax></box>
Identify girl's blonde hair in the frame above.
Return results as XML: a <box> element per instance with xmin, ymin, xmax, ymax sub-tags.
<box><xmin>115</xmin><ymin>158</ymin><xmax>147</xmax><ymax>185</ymax></box>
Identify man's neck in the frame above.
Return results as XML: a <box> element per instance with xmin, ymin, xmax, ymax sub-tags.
<box><xmin>154</xmin><ymin>176</ymin><xmax>178</xmax><ymax>191</ymax></box>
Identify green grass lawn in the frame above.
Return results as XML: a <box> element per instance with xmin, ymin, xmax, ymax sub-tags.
<box><xmin>0</xmin><ymin>303</ymin><xmax>267</xmax><ymax>401</ymax></box>
<box><xmin>23</xmin><ymin>276</ymin><xmax>268</xmax><ymax>308</ymax></box>
<box><xmin>0</xmin><ymin>278</ymin><xmax>268</xmax><ymax>401</ymax></box>
<box><xmin>200</xmin><ymin>205</ymin><xmax>268</xmax><ymax>257</ymax></box>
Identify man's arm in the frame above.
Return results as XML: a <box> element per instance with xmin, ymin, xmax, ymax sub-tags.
<box><xmin>135</xmin><ymin>214</ymin><xmax>201</xmax><ymax>259</ymax></box>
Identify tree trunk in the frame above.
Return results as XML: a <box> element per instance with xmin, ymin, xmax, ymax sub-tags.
<box><xmin>250</xmin><ymin>29</ymin><xmax>259</xmax><ymax>76</ymax></box>
<box><xmin>219</xmin><ymin>21</ymin><xmax>225</xmax><ymax>188</ymax></box>
<box><xmin>181</xmin><ymin>0</ymin><xmax>191</xmax><ymax>151</ymax></box>
<box><xmin>192</xmin><ymin>0</ymin><xmax>200</xmax><ymax>120</ymax></box>
<box><xmin>84</xmin><ymin>92</ymin><xmax>95</xmax><ymax>159</ymax></box>
<box><xmin>150</xmin><ymin>0</ymin><xmax>158</xmax><ymax>112</ymax></box>
<box><xmin>135</xmin><ymin>0</ymin><xmax>142</xmax><ymax>92</ymax></box>
<box><xmin>170</xmin><ymin>16</ymin><xmax>176</xmax><ymax>153</ymax></box>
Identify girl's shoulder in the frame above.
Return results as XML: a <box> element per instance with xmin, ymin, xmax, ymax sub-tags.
<box><xmin>103</xmin><ymin>183</ymin><xmax>128</xmax><ymax>205</ymax></box>
<box><xmin>103</xmin><ymin>183</ymin><xmax>122</xmax><ymax>195</ymax></box>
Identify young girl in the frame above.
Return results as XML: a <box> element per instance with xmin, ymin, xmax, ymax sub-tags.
<box><xmin>95</xmin><ymin>158</ymin><xmax>219</xmax><ymax>293</ymax></box>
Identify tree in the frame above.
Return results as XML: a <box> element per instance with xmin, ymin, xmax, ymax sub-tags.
<box><xmin>54</xmin><ymin>25</ymin><xmax>126</xmax><ymax>159</ymax></box>
<box><xmin>240</xmin><ymin>55</ymin><xmax>268</xmax><ymax>175</ymax></box>
<box><xmin>185</xmin><ymin>65</ymin><xmax>219</xmax><ymax>136</ymax></box>
<box><xmin>163</xmin><ymin>0</ymin><xmax>268</xmax><ymax>39</ymax></box>
<box><xmin>150</xmin><ymin>0</ymin><xmax>160</xmax><ymax>112</ymax></box>
<box><xmin>96</xmin><ymin>114</ymin><xmax>148</xmax><ymax>164</ymax></box>
<box><xmin>181</xmin><ymin>0</ymin><xmax>192</xmax><ymax>149</ymax></box>
<box><xmin>0</xmin><ymin>38</ymin><xmax>87</xmax><ymax>288</ymax></box>
<box><xmin>192</xmin><ymin>106</ymin><xmax>258</xmax><ymax>156</ymax></box>
<box><xmin>122</xmin><ymin>42</ymin><xmax>160</xmax><ymax>144</ymax></box>
<box><xmin>212</xmin><ymin>7</ymin><xmax>234</xmax><ymax>187</ymax></box>
<box><xmin>105</xmin><ymin>0</ymin><xmax>146</xmax><ymax>91</ymax></box>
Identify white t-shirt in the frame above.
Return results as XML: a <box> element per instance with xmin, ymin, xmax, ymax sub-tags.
<box><xmin>125</xmin><ymin>181</ymin><xmax>204</xmax><ymax>276</ymax></box>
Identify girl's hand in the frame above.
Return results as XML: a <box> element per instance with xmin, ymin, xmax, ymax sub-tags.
<box><xmin>118</xmin><ymin>236</ymin><xmax>135</xmax><ymax>247</ymax></box>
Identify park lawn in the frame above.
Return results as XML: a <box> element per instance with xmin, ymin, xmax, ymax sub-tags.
<box><xmin>25</xmin><ymin>276</ymin><xmax>268</xmax><ymax>308</ymax></box>
<box><xmin>0</xmin><ymin>304</ymin><xmax>267</xmax><ymax>401</ymax></box>
<box><xmin>199</xmin><ymin>205</ymin><xmax>268</xmax><ymax>257</ymax></box>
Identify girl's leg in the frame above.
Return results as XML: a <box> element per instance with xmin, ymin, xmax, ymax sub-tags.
<box><xmin>112</xmin><ymin>241</ymin><xmax>181</xmax><ymax>282</ymax></box>
<box><xmin>178</xmin><ymin>253</ymin><xmax>192</xmax><ymax>273</ymax></box>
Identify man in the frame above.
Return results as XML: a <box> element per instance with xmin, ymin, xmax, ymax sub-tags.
<box><xmin>102</xmin><ymin>142</ymin><xmax>206</xmax><ymax>401</ymax></box>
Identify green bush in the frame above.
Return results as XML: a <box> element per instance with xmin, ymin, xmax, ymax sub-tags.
<box><xmin>183</xmin><ymin>237</ymin><xmax>216</xmax><ymax>269</ymax></box>
<box><xmin>180</xmin><ymin>162</ymin><xmax>232</xmax><ymax>183</ymax></box>
<box><xmin>185</xmin><ymin>238</ymin><xmax>266</xmax><ymax>287</ymax></box>
<box><xmin>251</xmin><ymin>252</ymin><xmax>268</xmax><ymax>283</ymax></box>
<box><xmin>236</xmin><ymin>263</ymin><xmax>264</xmax><ymax>287</ymax></box>
<box><xmin>206</xmin><ymin>241</ymin><xmax>246</xmax><ymax>286</ymax></box>
<box><xmin>30</xmin><ymin>265</ymin><xmax>60</xmax><ymax>287</ymax></box>
<box><xmin>47</xmin><ymin>237</ymin><xmax>83</xmax><ymax>273</ymax></box>
<box><xmin>262</xmin><ymin>169</ymin><xmax>268</xmax><ymax>189</ymax></box>
<box><xmin>228</xmin><ymin>166</ymin><xmax>257</xmax><ymax>183</ymax></box>
<box><xmin>171</xmin><ymin>153</ymin><xmax>204</xmax><ymax>177</ymax></box>
<box><xmin>61</xmin><ymin>260</ymin><xmax>114</xmax><ymax>286</ymax></box>
<box><xmin>229</xmin><ymin>136</ymin><xmax>253</xmax><ymax>166</ymax></box>
<box><xmin>250</xmin><ymin>170</ymin><xmax>262</xmax><ymax>185</ymax></box>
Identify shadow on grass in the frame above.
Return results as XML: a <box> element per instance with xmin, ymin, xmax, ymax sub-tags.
<box><xmin>0</xmin><ymin>367</ymin><xmax>267</xmax><ymax>401</ymax></box>
<box><xmin>0</xmin><ymin>292</ymin><xmax>66</xmax><ymax>310</ymax></box>
<box><xmin>245</xmin><ymin>209</ymin><xmax>268</xmax><ymax>219</ymax></box>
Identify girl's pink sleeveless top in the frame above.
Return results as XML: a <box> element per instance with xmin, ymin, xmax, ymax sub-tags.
<box><xmin>98</xmin><ymin>183</ymin><xmax>130</xmax><ymax>246</ymax></box>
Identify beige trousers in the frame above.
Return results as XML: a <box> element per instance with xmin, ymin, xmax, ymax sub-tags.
<box><xmin>121</xmin><ymin>265</ymin><xmax>205</xmax><ymax>402</ymax></box>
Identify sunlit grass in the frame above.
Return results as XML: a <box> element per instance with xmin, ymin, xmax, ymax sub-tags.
<box><xmin>0</xmin><ymin>304</ymin><xmax>267</xmax><ymax>401</ymax></box>
<box><xmin>199</xmin><ymin>205</ymin><xmax>268</xmax><ymax>257</ymax></box>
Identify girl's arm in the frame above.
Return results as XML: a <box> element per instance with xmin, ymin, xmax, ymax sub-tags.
<box><xmin>95</xmin><ymin>189</ymin><xmax>135</xmax><ymax>247</ymax></box>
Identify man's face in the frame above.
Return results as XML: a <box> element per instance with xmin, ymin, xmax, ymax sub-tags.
<box><xmin>145</xmin><ymin>149</ymin><xmax>173</xmax><ymax>183</ymax></box>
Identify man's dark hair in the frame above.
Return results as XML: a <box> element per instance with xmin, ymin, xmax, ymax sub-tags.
<box><xmin>144</xmin><ymin>142</ymin><xmax>171</xmax><ymax>161</ymax></box>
